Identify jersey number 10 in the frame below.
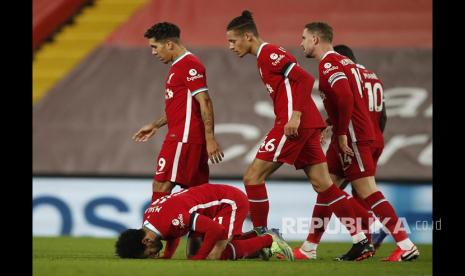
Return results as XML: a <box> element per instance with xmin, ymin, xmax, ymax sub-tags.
<box><xmin>351</xmin><ymin>68</ymin><xmax>384</xmax><ymax>112</ymax></box>
<box><xmin>364</xmin><ymin>82</ymin><xmax>384</xmax><ymax>112</ymax></box>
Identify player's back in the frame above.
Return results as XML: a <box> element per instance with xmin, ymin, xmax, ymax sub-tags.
<box><xmin>143</xmin><ymin>183</ymin><xmax>246</xmax><ymax>238</ymax></box>
<box><xmin>318</xmin><ymin>51</ymin><xmax>374</xmax><ymax>142</ymax></box>
<box><xmin>257</xmin><ymin>43</ymin><xmax>325</xmax><ymax>129</ymax></box>
<box><xmin>357</xmin><ymin>64</ymin><xmax>385</xmax><ymax>147</ymax></box>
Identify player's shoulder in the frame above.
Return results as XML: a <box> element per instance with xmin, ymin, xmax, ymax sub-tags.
<box><xmin>259</xmin><ymin>43</ymin><xmax>289</xmax><ymax>59</ymax></box>
<box><xmin>177</xmin><ymin>53</ymin><xmax>206</xmax><ymax>70</ymax></box>
<box><xmin>320</xmin><ymin>54</ymin><xmax>343</xmax><ymax>76</ymax></box>
<box><xmin>358</xmin><ymin>64</ymin><xmax>380</xmax><ymax>80</ymax></box>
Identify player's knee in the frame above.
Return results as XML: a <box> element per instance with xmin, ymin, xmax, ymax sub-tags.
<box><xmin>308</xmin><ymin>175</ymin><xmax>332</xmax><ymax>192</ymax></box>
<box><xmin>243</xmin><ymin>167</ymin><xmax>259</xmax><ymax>185</ymax></box>
<box><xmin>243</xmin><ymin>173</ymin><xmax>254</xmax><ymax>186</ymax></box>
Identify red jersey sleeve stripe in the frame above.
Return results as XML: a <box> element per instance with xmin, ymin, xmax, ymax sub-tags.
<box><xmin>191</xmin><ymin>87</ymin><xmax>208</xmax><ymax>96</ymax></box>
<box><xmin>283</xmin><ymin>62</ymin><xmax>296</xmax><ymax>78</ymax></box>
<box><xmin>330</xmin><ymin>75</ymin><xmax>348</xmax><ymax>88</ymax></box>
<box><xmin>328</xmin><ymin>72</ymin><xmax>346</xmax><ymax>85</ymax></box>
<box><xmin>143</xmin><ymin>220</ymin><xmax>163</xmax><ymax>238</ymax></box>
<box><xmin>191</xmin><ymin>212</ymin><xmax>199</xmax><ymax>231</ymax></box>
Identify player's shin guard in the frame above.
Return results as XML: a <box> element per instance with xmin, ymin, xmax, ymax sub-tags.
<box><xmin>306</xmin><ymin>199</ymin><xmax>332</xmax><ymax>244</ymax></box>
<box><xmin>364</xmin><ymin>191</ymin><xmax>409</xmax><ymax>245</ymax></box>
<box><xmin>345</xmin><ymin>192</ymin><xmax>373</xmax><ymax>243</ymax></box>
<box><xmin>318</xmin><ymin>184</ymin><xmax>366</xmax><ymax>243</ymax></box>
<box><xmin>245</xmin><ymin>183</ymin><xmax>269</xmax><ymax>228</ymax></box>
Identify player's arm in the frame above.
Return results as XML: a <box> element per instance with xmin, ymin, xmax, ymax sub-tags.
<box><xmin>380</xmin><ymin>102</ymin><xmax>387</xmax><ymax>133</ymax></box>
<box><xmin>194</xmin><ymin>92</ymin><xmax>224</xmax><ymax>164</ymax></box>
<box><xmin>327</xmin><ymin>74</ymin><xmax>354</xmax><ymax>156</ymax></box>
<box><xmin>159</xmin><ymin>237</ymin><xmax>181</xmax><ymax>259</ymax></box>
<box><xmin>280</xmin><ymin>62</ymin><xmax>314</xmax><ymax>138</ymax></box>
<box><xmin>189</xmin><ymin>213</ymin><xmax>228</xmax><ymax>260</ymax></box>
<box><xmin>132</xmin><ymin>113</ymin><xmax>167</xmax><ymax>142</ymax></box>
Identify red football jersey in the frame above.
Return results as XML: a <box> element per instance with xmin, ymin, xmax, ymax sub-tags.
<box><xmin>357</xmin><ymin>64</ymin><xmax>385</xmax><ymax>147</ymax></box>
<box><xmin>318</xmin><ymin>51</ymin><xmax>374</xmax><ymax>142</ymax></box>
<box><xmin>164</xmin><ymin>52</ymin><xmax>207</xmax><ymax>144</ymax></box>
<box><xmin>142</xmin><ymin>184</ymin><xmax>243</xmax><ymax>240</ymax></box>
<box><xmin>256</xmin><ymin>43</ymin><xmax>325</xmax><ymax>129</ymax></box>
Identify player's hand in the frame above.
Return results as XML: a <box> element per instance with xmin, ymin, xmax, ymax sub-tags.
<box><xmin>132</xmin><ymin>124</ymin><xmax>157</xmax><ymax>142</ymax></box>
<box><xmin>284</xmin><ymin>117</ymin><xmax>300</xmax><ymax>139</ymax></box>
<box><xmin>206</xmin><ymin>137</ymin><xmax>224</xmax><ymax>164</ymax></box>
<box><xmin>338</xmin><ymin>135</ymin><xmax>354</xmax><ymax>156</ymax></box>
<box><xmin>320</xmin><ymin>126</ymin><xmax>332</xmax><ymax>145</ymax></box>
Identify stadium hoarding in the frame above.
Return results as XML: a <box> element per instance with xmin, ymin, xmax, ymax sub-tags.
<box><xmin>33</xmin><ymin>177</ymin><xmax>432</xmax><ymax>243</ymax></box>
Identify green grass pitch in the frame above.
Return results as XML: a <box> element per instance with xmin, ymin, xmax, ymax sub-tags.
<box><xmin>33</xmin><ymin>237</ymin><xmax>432</xmax><ymax>276</ymax></box>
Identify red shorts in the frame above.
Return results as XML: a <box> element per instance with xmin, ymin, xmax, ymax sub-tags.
<box><xmin>371</xmin><ymin>145</ymin><xmax>384</xmax><ymax>174</ymax></box>
<box><xmin>326</xmin><ymin>140</ymin><xmax>375</xmax><ymax>182</ymax></box>
<box><xmin>255</xmin><ymin>127</ymin><xmax>326</xmax><ymax>169</ymax></box>
<box><xmin>154</xmin><ymin>141</ymin><xmax>209</xmax><ymax>188</ymax></box>
<box><xmin>213</xmin><ymin>192</ymin><xmax>249</xmax><ymax>239</ymax></box>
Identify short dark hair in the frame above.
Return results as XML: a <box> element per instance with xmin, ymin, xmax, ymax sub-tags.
<box><xmin>334</xmin><ymin>44</ymin><xmax>357</xmax><ymax>63</ymax></box>
<box><xmin>304</xmin><ymin>22</ymin><xmax>333</xmax><ymax>43</ymax></box>
<box><xmin>144</xmin><ymin>22</ymin><xmax>180</xmax><ymax>42</ymax></box>
<box><xmin>115</xmin><ymin>229</ymin><xmax>146</xmax><ymax>258</ymax></box>
<box><xmin>227</xmin><ymin>10</ymin><xmax>259</xmax><ymax>36</ymax></box>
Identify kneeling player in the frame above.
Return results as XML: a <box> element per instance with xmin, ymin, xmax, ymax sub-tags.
<box><xmin>115</xmin><ymin>184</ymin><xmax>294</xmax><ymax>260</ymax></box>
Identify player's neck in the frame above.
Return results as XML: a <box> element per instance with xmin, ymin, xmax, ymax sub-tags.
<box><xmin>317</xmin><ymin>45</ymin><xmax>334</xmax><ymax>61</ymax></box>
<box><xmin>250</xmin><ymin>38</ymin><xmax>265</xmax><ymax>56</ymax></box>
<box><xmin>171</xmin><ymin>45</ymin><xmax>188</xmax><ymax>63</ymax></box>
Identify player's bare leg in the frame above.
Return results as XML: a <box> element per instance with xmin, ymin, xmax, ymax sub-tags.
<box><xmin>351</xmin><ymin>176</ymin><xmax>419</xmax><ymax>261</ymax></box>
<box><xmin>330</xmin><ymin>173</ymin><xmax>346</xmax><ymax>187</ymax></box>
<box><xmin>243</xmin><ymin>158</ymin><xmax>282</xmax><ymax>229</ymax></box>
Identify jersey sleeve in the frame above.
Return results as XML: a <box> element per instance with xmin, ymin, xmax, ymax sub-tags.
<box><xmin>320</xmin><ymin>60</ymin><xmax>348</xmax><ymax>88</ymax></box>
<box><xmin>183</xmin><ymin>61</ymin><xmax>208</xmax><ymax>96</ymax></box>
<box><xmin>320</xmin><ymin>60</ymin><xmax>354</xmax><ymax>136</ymax></box>
<box><xmin>143</xmin><ymin>209</ymin><xmax>191</xmax><ymax>239</ymax></box>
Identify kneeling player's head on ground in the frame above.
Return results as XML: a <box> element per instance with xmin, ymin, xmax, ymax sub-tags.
<box><xmin>115</xmin><ymin>228</ymin><xmax>163</xmax><ymax>259</ymax></box>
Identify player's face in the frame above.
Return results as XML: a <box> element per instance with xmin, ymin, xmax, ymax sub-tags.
<box><xmin>141</xmin><ymin>236</ymin><xmax>163</xmax><ymax>258</ymax></box>
<box><xmin>226</xmin><ymin>30</ymin><xmax>250</xmax><ymax>58</ymax></box>
<box><xmin>149</xmin><ymin>38</ymin><xmax>171</xmax><ymax>64</ymax></box>
<box><xmin>301</xmin><ymin>29</ymin><xmax>317</xmax><ymax>58</ymax></box>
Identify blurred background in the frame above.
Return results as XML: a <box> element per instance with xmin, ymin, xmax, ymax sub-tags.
<box><xmin>33</xmin><ymin>0</ymin><xmax>432</xmax><ymax>243</ymax></box>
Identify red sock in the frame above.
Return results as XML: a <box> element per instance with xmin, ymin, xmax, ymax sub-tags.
<box><xmin>221</xmin><ymin>235</ymin><xmax>273</xmax><ymax>260</ymax></box>
<box><xmin>318</xmin><ymin>184</ymin><xmax>362</xmax><ymax>237</ymax></box>
<box><xmin>152</xmin><ymin>191</ymin><xmax>169</xmax><ymax>202</ymax></box>
<box><xmin>346</xmin><ymin>193</ymin><xmax>372</xmax><ymax>242</ymax></box>
<box><xmin>364</xmin><ymin>191</ymin><xmax>408</xmax><ymax>242</ymax></box>
<box><xmin>306</xmin><ymin>198</ymin><xmax>332</xmax><ymax>243</ymax></box>
<box><xmin>244</xmin><ymin>183</ymin><xmax>269</xmax><ymax>228</ymax></box>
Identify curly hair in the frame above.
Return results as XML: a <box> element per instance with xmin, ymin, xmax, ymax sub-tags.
<box><xmin>227</xmin><ymin>10</ymin><xmax>259</xmax><ymax>36</ymax></box>
<box><xmin>144</xmin><ymin>22</ymin><xmax>181</xmax><ymax>42</ymax></box>
<box><xmin>115</xmin><ymin>229</ymin><xmax>146</xmax><ymax>258</ymax></box>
